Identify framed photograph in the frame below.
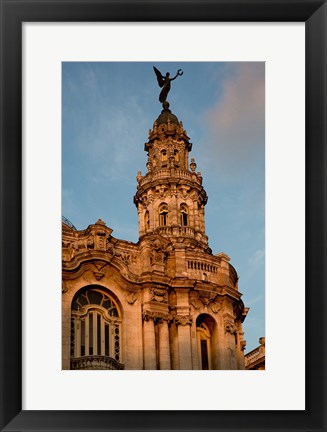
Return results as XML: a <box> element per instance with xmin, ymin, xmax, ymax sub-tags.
<box><xmin>1</xmin><ymin>1</ymin><xmax>326</xmax><ymax>431</ymax></box>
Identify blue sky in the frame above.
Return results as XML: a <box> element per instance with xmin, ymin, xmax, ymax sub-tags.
<box><xmin>62</xmin><ymin>62</ymin><xmax>265</xmax><ymax>352</ymax></box>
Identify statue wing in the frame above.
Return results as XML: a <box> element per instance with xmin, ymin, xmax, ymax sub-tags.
<box><xmin>153</xmin><ymin>66</ymin><xmax>165</xmax><ymax>88</ymax></box>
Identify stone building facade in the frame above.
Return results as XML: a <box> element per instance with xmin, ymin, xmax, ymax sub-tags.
<box><xmin>245</xmin><ymin>337</ymin><xmax>265</xmax><ymax>370</ymax></box>
<box><xmin>62</xmin><ymin>102</ymin><xmax>249</xmax><ymax>370</ymax></box>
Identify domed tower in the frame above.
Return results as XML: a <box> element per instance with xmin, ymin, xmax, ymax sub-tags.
<box><xmin>62</xmin><ymin>66</ymin><xmax>248</xmax><ymax>371</ymax></box>
<box><xmin>134</xmin><ymin>101</ymin><xmax>209</xmax><ymax>251</ymax></box>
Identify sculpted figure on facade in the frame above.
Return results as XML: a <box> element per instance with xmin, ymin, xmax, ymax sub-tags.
<box><xmin>149</xmin><ymin>238</ymin><xmax>166</xmax><ymax>265</ymax></box>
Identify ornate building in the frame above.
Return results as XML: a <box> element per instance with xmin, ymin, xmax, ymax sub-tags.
<box><xmin>62</xmin><ymin>99</ymin><xmax>249</xmax><ymax>370</ymax></box>
<box><xmin>245</xmin><ymin>337</ymin><xmax>265</xmax><ymax>370</ymax></box>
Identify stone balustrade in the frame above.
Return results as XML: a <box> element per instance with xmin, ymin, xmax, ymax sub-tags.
<box><xmin>155</xmin><ymin>226</ymin><xmax>195</xmax><ymax>237</ymax></box>
<box><xmin>244</xmin><ymin>341</ymin><xmax>265</xmax><ymax>370</ymax></box>
<box><xmin>138</xmin><ymin>168</ymin><xmax>200</xmax><ymax>187</ymax></box>
<box><xmin>187</xmin><ymin>260</ymin><xmax>219</xmax><ymax>274</ymax></box>
<box><xmin>71</xmin><ymin>355</ymin><xmax>124</xmax><ymax>370</ymax></box>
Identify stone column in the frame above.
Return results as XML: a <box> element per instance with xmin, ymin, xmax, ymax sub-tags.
<box><xmin>171</xmin><ymin>186</ymin><xmax>178</xmax><ymax>226</ymax></box>
<box><xmin>62</xmin><ymin>288</ymin><xmax>71</xmax><ymax>370</ymax></box>
<box><xmin>143</xmin><ymin>312</ymin><xmax>156</xmax><ymax>370</ymax></box>
<box><xmin>148</xmin><ymin>200</ymin><xmax>155</xmax><ymax>231</ymax></box>
<box><xmin>159</xmin><ymin>318</ymin><xmax>171</xmax><ymax>370</ymax></box>
<box><xmin>169</xmin><ymin>321</ymin><xmax>179</xmax><ymax>370</ymax></box>
<box><xmin>138</xmin><ymin>203</ymin><xmax>144</xmax><ymax>237</ymax></box>
<box><xmin>236</xmin><ymin>323</ymin><xmax>246</xmax><ymax>370</ymax></box>
<box><xmin>193</xmin><ymin>199</ymin><xmax>200</xmax><ymax>231</ymax></box>
<box><xmin>200</xmin><ymin>205</ymin><xmax>205</xmax><ymax>233</ymax></box>
<box><xmin>175</xmin><ymin>315</ymin><xmax>193</xmax><ymax>370</ymax></box>
<box><xmin>224</xmin><ymin>320</ymin><xmax>238</xmax><ymax>370</ymax></box>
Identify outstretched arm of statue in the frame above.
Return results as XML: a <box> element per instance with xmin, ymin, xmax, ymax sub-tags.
<box><xmin>171</xmin><ymin>69</ymin><xmax>183</xmax><ymax>81</ymax></box>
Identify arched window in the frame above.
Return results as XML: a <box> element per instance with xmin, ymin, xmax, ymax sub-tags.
<box><xmin>161</xmin><ymin>149</ymin><xmax>168</xmax><ymax>163</ymax></box>
<box><xmin>180</xmin><ymin>204</ymin><xmax>188</xmax><ymax>226</ymax></box>
<box><xmin>144</xmin><ymin>211</ymin><xmax>150</xmax><ymax>231</ymax></box>
<box><xmin>71</xmin><ymin>287</ymin><xmax>123</xmax><ymax>370</ymax></box>
<box><xmin>197</xmin><ymin>322</ymin><xmax>211</xmax><ymax>370</ymax></box>
<box><xmin>159</xmin><ymin>203</ymin><xmax>169</xmax><ymax>226</ymax></box>
<box><xmin>196</xmin><ymin>315</ymin><xmax>214</xmax><ymax>370</ymax></box>
<box><xmin>174</xmin><ymin>149</ymin><xmax>179</xmax><ymax>162</ymax></box>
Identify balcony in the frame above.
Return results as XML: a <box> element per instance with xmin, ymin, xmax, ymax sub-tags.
<box><xmin>138</xmin><ymin>169</ymin><xmax>200</xmax><ymax>188</ymax></box>
<box><xmin>155</xmin><ymin>225</ymin><xmax>195</xmax><ymax>237</ymax></box>
<box><xmin>71</xmin><ymin>355</ymin><xmax>124</xmax><ymax>370</ymax></box>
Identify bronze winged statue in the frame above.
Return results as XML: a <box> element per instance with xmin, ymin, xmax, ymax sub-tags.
<box><xmin>153</xmin><ymin>66</ymin><xmax>183</xmax><ymax>105</ymax></box>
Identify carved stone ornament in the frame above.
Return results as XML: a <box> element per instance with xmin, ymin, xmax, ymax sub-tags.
<box><xmin>151</xmin><ymin>287</ymin><xmax>168</xmax><ymax>303</ymax></box>
<box><xmin>156</xmin><ymin>186</ymin><xmax>167</xmax><ymax>199</ymax></box>
<box><xmin>225</xmin><ymin>321</ymin><xmax>237</xmax><ymax>334</ymax></box>
<box><xmin>174</xmin><ymin>315</ymin><xmax>193</xmax><ymax>326</ymax></box>
<box><xmin>142</xmin><ymin>310</ymin><xmax>172</xmax><ymax>322</ymax></box>
<box><xmin>189</xmin><ymin>292</ymin><xmax>222</xmax><ymax>314</ymax></box>
<box><xmin>189</xmin><ymin>298</ymin><xmax>201</xmax><ymax>310</ymax></box>
<box><xmin>106</xmin><ymin>242</ymin><xmax>115</xmax><ymax>255</ymax></box>
<box><xmin>93</xmin><ymin>271</ymin><xmax>105</xmax><ymax>281</ymax></box>
<box><xmin>127</xmin><ymin>292</ymin><xmax>138</xmax><ymax>305</ymax></box>
<box><xmin>149</xmin><ymin>239</ymin><xmax>166</xmax><ymax>265</ymax></box>
<box><xmin>241</xmin><ymin>340</ymin><xmax>247</xmax><ymax>351</ymax></box>
<box><xmin>115</xmin><ymin>251</ymin><xmax>136</xmax><ymax>265</ymax></box>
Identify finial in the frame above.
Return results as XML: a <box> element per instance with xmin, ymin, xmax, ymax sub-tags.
<box><xmin>146</xmin><ymin>160</ymin><xmax>153</xmax><ymax>172</ymax></box>
<box><xmin>190</xmin><ymin>158</ymin><xmax>197</xmax><ymax>172</ymax></box>
<box><xmin>137</xmin><ymin>170</ymin><xmax>142</xmax><ymax>181</ymax></box>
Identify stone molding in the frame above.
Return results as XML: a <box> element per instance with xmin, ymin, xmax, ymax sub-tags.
<box><xmin>126</xmin><ymin>292</ymin><xmax>138</xmax><ymax>305</ymax></box>
<box><xmin>189</xmin><ymin>292</ymin><xmax>222</xmax><ymax>314</ymax></box>
<box><xmin>224</xmin><ymin>321</ymin><xmax>237</xmax><ymax>334</ymax></box>
<box><xmin>174</xmin><ymin>314</ymin><xmax>193</xmax><ymax>326</ymax></box>
<box><xmin>151</xmin><ymin>286</ymin><xmax>168</xmax><ymax>303</ymax></box>
<box><xmin>240</xmin><ymin>340</ymin><xmax>247</xmax><ymax>351</ymax></box>
<box><xmin>142</xmin><ymin>310</ymin><xmax>172</xmax><ymax>323</ymax></box>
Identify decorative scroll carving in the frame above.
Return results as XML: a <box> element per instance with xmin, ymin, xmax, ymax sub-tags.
<box><xmin>189</xmin><ymin>292</ymin><xmax>222</xmax><ymax>314</ymax></box>
<box><xmin>151</xmin><ymin>286</ymin><xmax>168</xmax><ymax>303</ymax></box>
<box><xmin>127</xmin><ymin>292</ymin><xmax>138</xmax><ymax>305</ymax></box>
<box><xmin>189</xmin><ymin>298</ymin><xmax>201</xmax><ymax>310</ymax></box>
<box><xmin>240</xmin><ymin>340</ymin><xmax>247</xmax><ymax>351</ymax></box>
<box><xmin>149</xmin><ymin>238</ymin><xmax>166</xmax><ymax>265</ymax></box>
<box><xmin>174</xmin><ymin>315</ymin><xmax>193</xmax><ymax>326</ymax></box>
<box><xmin>115</xmin><ymin>251</ymin><xmax>137</xmax><ymax>265</ymax></box>
<box><xmin>224</xmin><ymin>321</ymin><xmax>237</xmax><ymax>334</ymax></box>
<box><xmin>155</xmin><ymin>186</ymin><xmax>168</xmax><ymax>199</ymax></box>
<box><xmin>62</xmin><ymin>234</ymin><xmax>95</xmax><ymax>261</ymax></box>
<box><xmin>142</xmin><ymin>310</ymin><xmax>172</xmax><ymax>322</ymax></box>
<box><xmin>106</xmin><ymin>242</ymin><xmax>115</xmax><ymax>255</ymax></box>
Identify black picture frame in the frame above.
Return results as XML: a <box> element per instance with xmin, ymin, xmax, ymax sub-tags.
<box><xmin>0</xmin><ymin>1</ymin><xmax>326</xmax><ymax>431</ymax></box>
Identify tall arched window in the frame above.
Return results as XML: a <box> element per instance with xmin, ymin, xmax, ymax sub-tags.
<box><xmin>71</xmin><ymin>287</ymin><xmax>123</xmax><ymax>370</ymax></box>
<box><xmin>196</xmin><ymin>315</ymin><xmax>215</xmax><ymax>370</ymax></box>
<box><xmin>174</xmin><ymin>149</ymin><xmax>179</xmax><ymax>162</ymax></box>
<box><xmin>144</xmin><ymin>210</ymin><xmax>150</xmax><ymax>231</ymax></box>
<box><xmin>159</xmin><ymin>203</ymin><xmax>169</xmax><ymax>226</ymax></box>
<box><xmin>197</xmin><ymin>322</ymin><xmax>211</xmax><ymax>370</ymax></box>
<box><xmin>180</xmin><ymin>204</ymin><xmax>188</xmax><ymax>226</ymax></box>
<box><xmin>161</xmin><ymin>149</ymin><xmax>168</xmax><ymax>163</ymax></box>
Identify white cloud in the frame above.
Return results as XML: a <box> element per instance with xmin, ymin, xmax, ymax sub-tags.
<box><xmin>203</xmin><ymin>63</ymin><xmax>265</xmax><ymax>176</ymax></box>
<box><xmin>249</xmin><ymin>249</ymin><xmax>265</xmax><ymax>266</ymax></box>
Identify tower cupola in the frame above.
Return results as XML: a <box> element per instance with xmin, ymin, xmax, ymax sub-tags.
<box><xmin>134</xmin><ymin>103</ymin><xmax>208</xmax><ymax>249</ymax></box>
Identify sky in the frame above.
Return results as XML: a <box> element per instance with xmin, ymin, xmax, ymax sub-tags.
<box><xmin>62</xmin><ymin>62</ymin><xmax>265</xmax><ymax>353</ymax></box>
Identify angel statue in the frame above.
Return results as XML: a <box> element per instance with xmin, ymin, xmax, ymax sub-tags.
<box><xmin>153</xmin><ymin>66</ymin><xmax>183</xmax><ymax>105</ymax></box>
